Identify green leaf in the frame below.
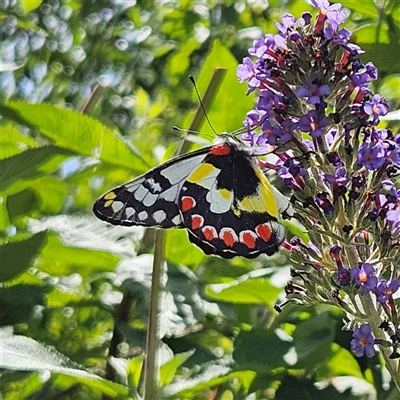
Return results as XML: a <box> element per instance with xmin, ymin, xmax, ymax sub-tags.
<box><xmin>117</xmin><ymin>257</ymin><xmax>220</xmax><ymax>336</ymax></box>
<box><xmin>292</xmin><ymin>312</ymin><xmax>336</xmax><ymax>370</ymax></box>
<box><xmin>165</xmin><ymin>229</ymin><xmax>205</xmax><ymax>267</ymax></box>
<box><xmin>168</xmin><ymin>38</ymin><xmax>201</xmax><ymax>84</ymax></box>
<box><xmin>0</xmin><ymin>231</ymin><xmax>47</xmax><ymax>282</ymax></box>
<box><xmin>0</xmin><ymin>125</ymin><xmax>36</xmax><ymax>159</ymax></box>
<box><xmin>160</xmin><ymin>349</ymin><xmax>195</xmax><ymax>386</ymax></box>
<box><xmin>27</xmin><ymin>176</ymin><xmax>68</xmax><ymax>214</ymax></box>
<box><xmin>5</xmin><ymin>177</ymin><xmax>67</xmax><ymax>220</ymax></box>
<box><xmin>163</xmin><ymin>360</ymin><xmax>256</xmax><ymax>397</ymax></box>
<box><xmin>37</xmin><ymin>234</ymin><xmax>120</xmax><ymax>277</ymax></box>
<box><xmin>127</xmin><ymin>355</ymin><xmax>145</xmax><ymax>391</ymax></box>
<box><xmin>205</xmin><ymin>271</ymin><xmax>281</xmax><ymax>306</ymax></box>
<box><xmin>353</xmin><ymin>23</ymin><xmax>390</xmax><ymax>44</ymax></box>
<box><xmin>339</xmin><ymin>0</ymin><xmax>378</xmax><ymax>18</ymax></box>
<box><xmin>19</xmin><ymin>0</ymin><xmax>43</xmax><ymax>14</ymax></box>
<box><xmin>162</xmin><ymin>360</ymin><xmax>230</xmax><ymax>397</ymax></box>
<box><xmin>1</xmin><ymin>102</ymin><xmax>149</xmax><ymax>173</ymax></box>
<box><xmin>190</xmin><ymin>40</ymin><xmax>255</xmax><ymax>135</ymax></box>
<box><xmin>0</xmin><ymin>146</ymin><xmax>72</xmax><ymax>191</ymax></box>
<box><xmin>322</xmin><ymin>343</ymin><xmax>363</xmax><ymax>379</ymax></box>
<box><xmin>0</xmin><ymin>329</ymin><xmax>128</xmax><ymax>398</ymax></box>
<box><xmin>379</xmin><ymin>74</ymin><xmax>400</xmax><ymax>101</ymax></box>
<box><xmin>0</xmin><ymin>371</ymin><xmax>44</xmax><ymax>400</ymax></box>
<box><xmin>6</xmin><ymin>189</ymin><xmax>39</xmax><ymax>222</ymax></box>
<box><xmin>28</xmin><ymin>214</ymin><xmax>139</xmax><ymax>258</ymax></box>
<box><xmin>233</xmin><ymin>329</ymin><xmax>292</xmax><ymax>372</ymax></box>
<box><xmin>0</xmin><ymin>285</ymin><xmax>48</xmax><ymax>326</ymax></box>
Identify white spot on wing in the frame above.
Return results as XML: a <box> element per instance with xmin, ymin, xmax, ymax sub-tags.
<box><xmin>145</xmin><ymin>178</ymin><xmax>162</xmax><ymax>193</ymax></box>
<box><xmin>171</xmin><ymin>214</ymin><xmax>182</xmax><ymax>226</ymax></box>
<box><xmin>152</xmin><ymin>210</ymin><xmax>167</xmax><ymax>223</ymax></box>
<box><xmin>138</xmin><ymin>210</ymin><xmax>148</xmax><ymax>221</ymax></box>
<box><xmin>160</xmin><ymin>185</ymin><xmax>180</xmax><ymax>202</ymax></box>
<box><xmin>142</xmin><ymin>192</ymin><xmax>158</xmax><ymax>207</ymax></box>
<box><xmin>160</xmin><ymin>155</ymin><xmax>204</xmax><ymax>184</ymax></box>
<box><xmin>133</xmin><ymin>185</ymin><xmax>147</xmax><ymax>201</ymax></box>
<box><xmin>125</xmin><ymin>177</ymin><xmax>144</xmax><ymax>192</ymax></box>
<box><xmin>206</xmin><ymin>187</ymin><xmax>233</xmax><ymax>214</ymax></box>
<box><xmin>112</xmin><ymin>201</ymin><xmax>124</xmax><ymax>213</ymax></box>
<box><xmin>125</xmin><ymin>207</ymin><xmax>135</xmax><ymax>218</ymax></box>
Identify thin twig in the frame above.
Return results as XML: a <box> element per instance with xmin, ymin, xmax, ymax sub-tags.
<box><xmin>80</xmin><ymin>83</ymin><xmax>105</xmax><ymax>114</ymax></box>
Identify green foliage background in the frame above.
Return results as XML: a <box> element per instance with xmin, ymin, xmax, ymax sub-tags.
<box><xmin>1</xmin><ymin>0</ymin><xmax>399</xmax><ymax>399</ymax></box>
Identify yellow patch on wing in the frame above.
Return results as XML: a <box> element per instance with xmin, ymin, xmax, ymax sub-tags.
<box><xmin>103</xmin><ymin>191</ymin><xmax>117</xmax><ymax>207</ymax></box>
<box><xmin>187</xmin><ymin>163</ymin><xmax>219</xmax><ymax>189</ymax></box>
<box><xmin>219</xmin><ymin>188</ymin><xmax>231</xmax><ymax>200</ymax></box>
<box><xmin>238</xmin><ymin>168</ymin><xmax>278</xmax><ymax>217</ymax></box>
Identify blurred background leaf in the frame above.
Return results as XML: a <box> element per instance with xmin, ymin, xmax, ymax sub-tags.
<box><xmin>0</xmin><ymin>0</ymin><xmax>398</xmax><ymax>399</ymax></box>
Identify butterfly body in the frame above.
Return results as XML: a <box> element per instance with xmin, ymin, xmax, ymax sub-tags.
<box><xmin>93</xmin><ymin>134</ymin><xmax>292</xmax><ymax>258</ymax></box>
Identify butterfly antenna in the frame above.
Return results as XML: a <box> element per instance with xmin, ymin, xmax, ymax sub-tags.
<box><xmin>190</xmin><ymin>75</ymin><xmax>218</xmax><ymax>136</ymax></box>
<box><xmin>172</xmin><ymin>126</ymin><xmax>214</xmax><ymax>140</ymax></box>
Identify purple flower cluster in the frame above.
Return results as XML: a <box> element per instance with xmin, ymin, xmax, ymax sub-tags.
<box><xmin>237</xmin><ymin>0</ymin><xmax>399</xmax><ymax>226</ymax></box>
<box><xmin>330</xmin><ymin>246</ymin><xmax>400</xmax><ymax>358</ymax></box>
<box><xmin>237</xmin><ymin>1</ymin><xmax>400</xmax><ymax>363</ymax></box>
<box><xmin>329</xmin><ymin>246</ymin><xmax>400</xmax><ymax>301</ymax></box>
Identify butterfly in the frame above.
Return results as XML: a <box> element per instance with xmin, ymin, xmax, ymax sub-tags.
<box><xmin>93</xmin><ymin>134</ymin><xmax>293</xmax><ymax>259</ymax></box>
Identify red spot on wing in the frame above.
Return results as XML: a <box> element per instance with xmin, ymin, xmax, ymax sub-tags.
<box><xmin>255</xmin><ymin>223</ymin><xmax>272</xmax><ymax>242</ymax></box>
<box><xmin>240</xmin><ymin>230</ymin><xmax>257</xmax><ymax>249</ymax></box>
<box><xmin>219</xmin><ymin>228</ymin><xmax>238</xmax><ymax>248</ymax></box>
<box><xmin>202</xmin><ymin>226</ymin><xmax>218</xmax><ymax>241</ymax></box>
<box><xmin>181</xmin><ymin>196</ymin><xmax>196</xmax><ymax>213</ymax></box>
<box><xmin>209</xmin><ymin>143</ymin><xmax>231</xmax><ymax>156</ymax></box>
<box><xmin>191</xmin><ymin>214</ymin><xmax>204</xmax><ymax>230</ymax></box>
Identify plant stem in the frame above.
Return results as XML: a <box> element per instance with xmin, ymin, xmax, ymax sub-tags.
<box><xmin>80</xmin><ymin>83</ymin><xmax>104</xmax><ymax>114</ymax></box>
<box><xmin>142</xmin><ymin>229</ymin><xmax>166</xmax><ymax>400</ymax></box>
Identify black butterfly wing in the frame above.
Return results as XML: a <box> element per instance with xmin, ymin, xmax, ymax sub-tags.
<box><xmin>93</xmin><ymin>149</ymin><xmax>209</xmax><ymax>228</ymax></box>
<box><xmin>178</xmin><ymin>139</ymin><xmax>288</xmax><ymax>258</ymax></box>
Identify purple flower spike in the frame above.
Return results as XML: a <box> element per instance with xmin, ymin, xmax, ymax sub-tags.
<box><xmin>365</xmin><ymin>62</ymin><xmax>378</xmax><ymax>80</ymax></box>
<box><xmin>351</xmin><ymin>324</ymin><xmax>375</xmax><ymax>358</ymax></box>
<box><xmin>277</xmin><ymin>159</ymin><xmax>307</xmax><ymax>190</ymax></box>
